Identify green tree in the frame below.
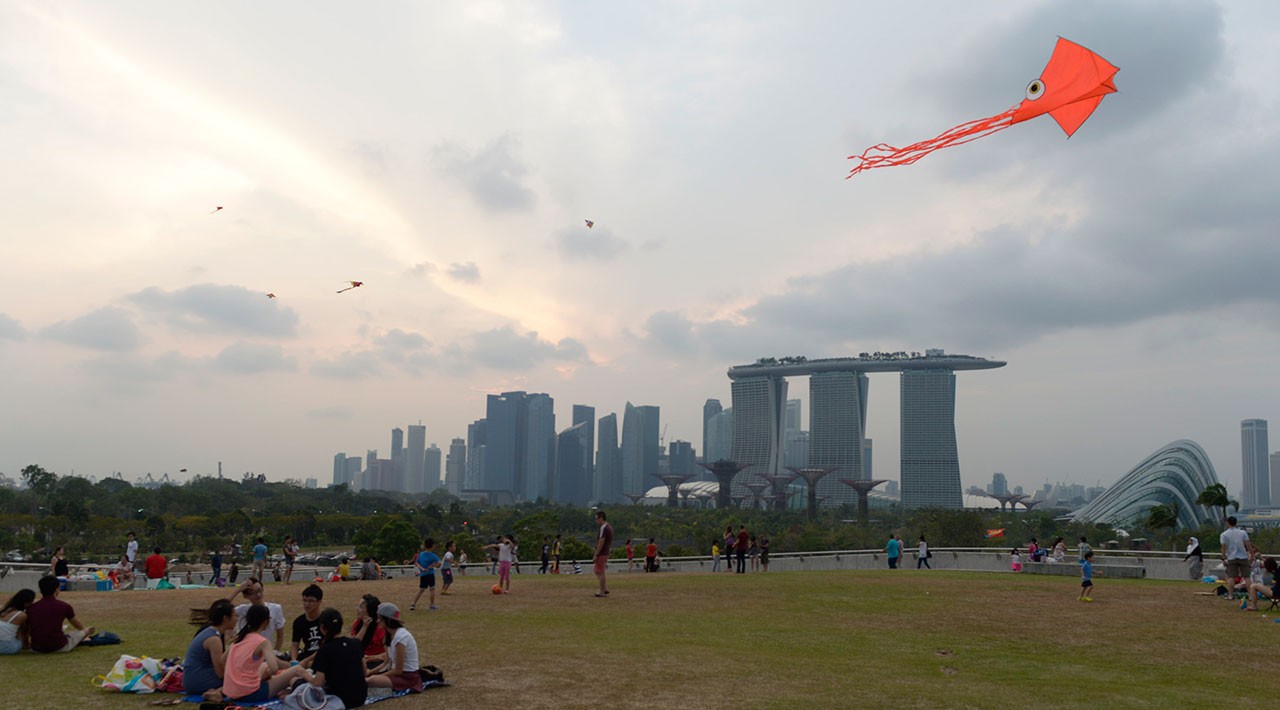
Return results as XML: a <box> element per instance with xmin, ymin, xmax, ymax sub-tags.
<box><xmin>1196</xmin><ymin>484</ymin><xmax>1239</xmax><ymax>524</ymax></box>
<box><xmin>1144</xmin><ymin>503</ymin><xmax>1179</xmax><ymax>532</ymax></box>
<box><xmin>21</xmin><ymin>465</ymin><xmax>58</xmax><ymax>499</ymax></box>
<box><xmin>363</xmin><ymin>518</ymin><xmax>420</xmax><ymax>564</ymax></box>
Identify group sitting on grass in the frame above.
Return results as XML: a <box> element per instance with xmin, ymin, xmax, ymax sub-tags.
<box><xmin>184</xmin><ymin>582</ymin><xmax>425</xmax><ymax>704</ymax></box>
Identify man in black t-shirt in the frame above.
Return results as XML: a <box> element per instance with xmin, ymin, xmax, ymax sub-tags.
<box><xmin>290</xmin><ymin>584</ymin><xmax>325</xmax><ymax>666</ymax></box>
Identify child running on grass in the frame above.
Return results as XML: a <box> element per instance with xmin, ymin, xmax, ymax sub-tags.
<box><xmin>484</xmin><ymin>535</ymin><xmax>516</xmax><ymax>594</ymax></box>
<box><xmin>410</xmin><ymin>538</ymin><xmax>441</xmax><ymax>611</ymax></box>
<box><xmin>1078</xmin><ymin>550</ymin><xmax>1095</xmax><ymax>602</ymax></box>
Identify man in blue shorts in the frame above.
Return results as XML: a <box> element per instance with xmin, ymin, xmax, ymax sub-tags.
<box><xmin>410</xmin><ymin>538</ymin><xmax>441</xmax><ymax>611</ymax></box>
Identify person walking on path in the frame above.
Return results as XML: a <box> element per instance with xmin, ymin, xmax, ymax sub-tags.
<box><xmin>123</xmin><ymin>531</ymin><xmax>138</xmax><ymax>587</ymax></box>
<box><xmin>917</xmin><ymin>535</ymin><xmax>931</xmax><ymax>569</ymax></box>
<box><xmin>539</xmin><ymin>536</ymin><xmax>551</xmax><ymax>574</ymax></box>
<box><xmin>885</xmin><ymin>534</ymin><xmax>902</xmax><ymax>569</ymax></box>
<box><xmin>760</xmin><ymin>536</ymin><xmax>770</xmax><ymax>572</ymax></box>
<box><xmin>1184</xmin><ymin>536</ymin><xmax>1203</xmax><ymax>580</ymax></box>
<box><xmin>749</xmin><ymin>536</ymin><xmax>760</xmax><ymax>572</ymax></box>
<box><xmin>1078</xmin><ymin>551</ymin><xmax>1096</xmax><ymax>602</ymax></box>
<box><xmin>711</xmin><ymin>539</ymin><xmax>721</xmax><ymax>573</ymax></box>
<box><xmin>410</xmin><ymin>538</ymin><xmax>441</xmax><ymax>611</ymax></box>
<box><xmin>1220</xmin><ymin>516</ymin><xmax>1251</xmax><ymax>601</ymax></box>
<box><xmin>626</xmin><ymin>539</ymin><xmax>635</xmax><ymax>573</ymax></box>
<box><xmin>282</xmin><ymin>537</ymin><xmax>300</xmax><ymax>585</ymax></box>
<box><xmin>645</xmin><ymin>538</ymin><xmax>658</xmax><ymax>573</ymax></box>
<box><xmin>1077</xmin><ymin>536</ymin><xmax>1092</xmax><ymax>562</ymax></box>
<box><xmin>735</xmin><ymin>525</ymin><xmax>749</xmax><ymax>574</ymax></box>
<box><xmin>441</xmin><ymin>541</ymin><xmax>456</xmax><ymax>596</ymax></box>
<box><xmin>211</xmin><ymin>550</ymin><xmax>223</xmax><ymax>586</ymax></box>
<box><xmin>723</xmin><ymin>526</ymin><xmax>735</xmax><ymax>573</ymax></box>
<box><xmin>551</xmin><ymin>534</ymin><xmax>562</xmax><ymax>574</ymax></box>
<box><xmin>593</xmin><ymin>510</ymin><xmax>614</xmax><ymax>597</ymax></box>
<box><xmin>251</xmin><ymin>537</ymin><xmax>268</xmax><ymax>582</ymax></box>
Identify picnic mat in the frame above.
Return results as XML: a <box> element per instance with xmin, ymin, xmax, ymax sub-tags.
<box><xmin>180</xmin><ymin>683</ymin><xmax>444</xmax><ymax>707</ymax></box>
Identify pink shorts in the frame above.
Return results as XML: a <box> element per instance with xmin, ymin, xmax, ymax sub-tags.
<box><xmin>1011</xmin><ymin>563</ymin><xmax>1023</xmax><ymax>572</ymax></box>
<box><xmin>387</xmin><ymin>670</ymin><xmax>424</xmax><ymax>692</ymax></box>
<box><xmin>593</xmin><ymin>556</ymin><xmax>608</xmax><ymax>575</ymax></box>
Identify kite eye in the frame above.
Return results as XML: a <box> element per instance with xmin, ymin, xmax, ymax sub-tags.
<box><xmin>1025</xmin><ymin>79</ymin><xmax>1045</xmax><ymax>101</ymax></box>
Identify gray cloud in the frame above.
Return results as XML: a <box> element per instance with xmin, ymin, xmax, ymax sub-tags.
<box><xmin>212</xmin><ymin>341</ymin><xmax>297</xmax><ymax>374</ymax></box>
<box><xmin>555</xmin><ymin>225</ymin><xmax>628</xmax><ymax>262</ymax></box>
<box><xmin>445</xmin><ymin>327</ymin><xmax>590</xmax><ymax>371</ymax></box>
<box><xmin>42</xmin><ymin>306</ymin><xmax>144</xmax><ymax>351</ymax></box>
<box><xmin>0</xmin><ymin>313</ymin><xmax>25</xmax><ymax>340</ymax></box>
<box><xmin>130</xmin><ymin>284</ymin><xmax>300</xmax><ymax>337</ymax></box>
<box><xmin>432</xmin><ymin>133</ymin><xmax>536</xmax><ymax>212</ymax></box>
<box><xmin>404</xmin><ymin>262</ymin><xmax>436</xmax><ymax>279</ymax></box>
<box><xmin>311</xmin><ymin>351</ymin><xmax>384</xmax><ymax>379</ymax></box>
<box><xmin>82</xmin><ymin>350</ymin><xmax>189</xmax><ymax>386</ymax></box>
<box><xmin>447</xmin><ymin>261</ymin><xmax>481</xmax><ymax>283</ymax></box>
<box><xmin>375</xmin><ymin>328</ymin><xmax>430</xmax><ymax>351</ymax></box>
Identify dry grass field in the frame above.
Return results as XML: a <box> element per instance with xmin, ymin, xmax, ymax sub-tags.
<box><xmin>4</xmin><ymin>568</ymin><xmax>1276</xmax><ymax>709</ymax></box>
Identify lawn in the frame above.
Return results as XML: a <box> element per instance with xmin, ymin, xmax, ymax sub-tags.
<box><xmin>4</xmin><ymin>568</ymin><xmax>1273</xmax><ymax>709</ymax></box>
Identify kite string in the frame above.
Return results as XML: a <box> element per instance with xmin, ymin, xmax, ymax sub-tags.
<box><xmin>846</xmin><ymin>105</ymin><xmax>1018</xmax><ymax>177</ymax></box>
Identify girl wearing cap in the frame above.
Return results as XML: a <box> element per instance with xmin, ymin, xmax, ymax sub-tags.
<box><xmin>366</xmin><ymin>603</ymin><xmax>424</xmax><ymax>692</ymax></box>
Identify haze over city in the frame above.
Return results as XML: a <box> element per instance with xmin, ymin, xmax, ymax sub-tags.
<box><xmin>2</xmin><ymin>1</ymin><xmax>1278</xmax><ymax>497</ymax></box>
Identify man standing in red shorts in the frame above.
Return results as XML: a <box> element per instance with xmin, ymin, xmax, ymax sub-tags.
<box><xmin>593</xmin><ymin>511</ymin><xmax>613</xmax><ymax>598</ymax></box>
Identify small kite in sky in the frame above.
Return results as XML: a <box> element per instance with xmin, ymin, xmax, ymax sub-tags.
<box><xmin>209</xmin><ymin>206</ymin><xmax>224</xmax><ymax>214</ymax></box>
<box><xmin>179</xmin><ymin>468</ymin><xmax>188</xmax><ymax>473</ymax></box>
<box><xmin>584</xmin><ymin>219</ymin><xmax>594</xmax><ymax>229</ymax></box>
<box><xmin>846</xmin><ymin>37</ymin><xmax>1118</xmax><ymax>178</ymax></box>
<box><xmin>266</xmin><ymin>292</ymin><xmax>276</xmax><ymax>299</ymax></box>
<box><xmin>336</xmin><ymin>281</ymin><xmax>363</xmax><ymax>294</ymax></box>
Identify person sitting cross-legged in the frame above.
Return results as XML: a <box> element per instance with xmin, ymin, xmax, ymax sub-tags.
<box><xmin>26</xmin><ymin>575</ymin><xmax>95</xmax><ymax>653</ymax></box>
<box><xmin>1243</xmin><ymin>557</ymin><xmax>1279</xmax><ymax>611</ymax></box>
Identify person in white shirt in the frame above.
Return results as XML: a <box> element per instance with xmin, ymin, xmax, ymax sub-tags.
<box><xmin>1220</xmin><ymin>516</ymin><xmax>1251</xmax><ymax>601</ymax></box>
<box><xmin>366</xmin><ymin>603</ymin><xmax>424</xmax><ymax>693</ymax></box>
<box><xmin>225</xmin><ymin>578</ymin><xmax>286</xmax><ymax>650</ymax></box>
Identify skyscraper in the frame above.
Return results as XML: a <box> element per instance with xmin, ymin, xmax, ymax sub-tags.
<box><xmin>332</xmin><ymin>453</ymin><xmax>347</xmax><ymax>487</ymax></box>
<box><xmin>808</xmin><ymin>371</ymin><xmax>869</xmax><ymax>506</ymax></box>
<box><xmin>556</xmin><ymin>421</ymin><xmax>591</xmax><ymax>506</ymax></box>
<box><xmin>465</xmin><ymin>419</ymin><xmax>486</xmax><ymax>490</ymax></box>
<box><xmin>445</xmin><ymin>438</ymin><xmax>466</xmax><ymax>494</ymax></box>
<box><xmin>705</xmin><ymin>408</ymin><xmax>734</xmax><ymax>466</ymax></box>
<box><xmin>483</xmin><ymin>392</ymin><xmax>527</xmax><ymax>495</ymax></box>
<box><xmin>1242</xmin><ymin>419</ymin><xmax>1270</xmax><ymax>510</ymax></box>
<box><xmin>596</xmin><ymin>413</ymin><xmax>621</xmax><ymax>503</ymax></box>
<box><xmin>668</xmin><ymin>440</ymin><xmax>696</xmax><ymax>477</ymax></box>
<box><xmin>900</xmin><ymin>369</ymin><xmax>963</xmax><ymax>509</ymax></box>
<box><xmin>425</xmin><ymin>444</ymin><xmax>442</xmax><ymax>491</ymax></box>
<box><xmin>406</xmin><ymin>424</ymin><xmax>426</xmax><ymax>493</ymax></box>
<box><xmin>1271</xmin><ymin>451</ymin><xmax>1280</xmax><ymax>512</ymax></box>
<box><xmin>730</xmin><ymin>376</ymin><xmax>788</xmax><ymax>493</ymax></box>
<box><xmin>523</xmin><ymin>394</ymin><xmax>556</xmax><ymax>501</ymax></box>
<box><xmin>702</xmin><ymin>399</ymin><xmax>723</xmax><ymax>464</ymax></box>
<box><xmin>391</xmin><ymin>428</ymin><xmax>404</xmax><ymax>492</ymax></box>
<box><xmin>621</xmin><ymin>402</ymin><xmax>660</xmax><ymax>496</ymax></box>
<box><xmin>573</xmin><ymin>404</ymin><xmax>596</xmax><ymax>497</ymax></box>
<box><xmin>989</xmin><ymin>472</ymin><xmax>1009</xmax><ymax>496</ymax></box>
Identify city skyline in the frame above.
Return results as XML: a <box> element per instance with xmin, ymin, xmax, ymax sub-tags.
<box><xmin>3</xmin><ymin>3</ymin><xmax>1279</xmax><ymax>497</ymax></box>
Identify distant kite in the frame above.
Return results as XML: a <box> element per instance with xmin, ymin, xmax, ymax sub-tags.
<box><xmin>209</xmin><ymin>206</ymin><xmax>224</xmax><ymax>214</ymax></box>
<box><xmin>336</xmin><ymin>281</ymin><xmax>363</xmax><ymax>294</ymax></box>
<box><xmin>846</xmin><ymin>37</ymin><xmax>1118</xmax><ymax>178</ymax></box>
<box><xmin>584</xmin><ymin>220</ymin><xmax>594</xmax><ymax>229</ymax></box>
<box><xmin>266</xmin><ymin>293</ymin><xmax>276</xmax><ymax>299</ymax></box>
<box><xmin>179</xmin><ymin>468</ymin><xmax>188</xmax><ymax>473</ymax></box>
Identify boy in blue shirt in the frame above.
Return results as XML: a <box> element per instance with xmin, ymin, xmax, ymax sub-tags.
<box><xmin>1079</xmin><ymin>550</ymin><xmax>1095</xmax><ymax>602</ymax></box>
<box><xmin>411</xmin><ymin>538</ymin><xmax>442</xmax><ymax>611</ymax></box>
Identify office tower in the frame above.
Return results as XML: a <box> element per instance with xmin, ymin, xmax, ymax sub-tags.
<box><xmin>1271</xmin><ymin>452</ymin><xmax>1280</xmax><ymax>512</ymax></box>
<box><xmin>332</xmin><ymin>453</ymin><xmax>347</xmax><ymax>486</ymax></box>
<box><xmin>900</xmin><ymin>369</ymin><xmax>963</xmax><ymax>509</ymax></box>
<box><xmin>445</xmin><ymin>438</ymin><xmax>466</xmax><ymax>495</ymax></box>
<box><xmin>573</xmin><ymin>405</ymin><xmax>596</xmax><ymax>495</ymax></box>
<box><xmin>391</xmin><ymin>428</ymin><xmax>405</xmax><ymax>491</ymax></box>
<box><xmin>702</xmin><ymin>399</ymin><xmax>723</xmax><ymax>464</ymax></box>
<box><xmin>406</xmin><ymin>424</ymin><xmax>427</xmax><ymax>493</ymax></box>
<box><xmin>621</xmin><ymin>402</ymin><xmax>660</xmax><ymax>496</ymax></box>
<box><xmin>885</xmin><ymin>479</ymin><xmax>899</xmax><ymax>497</ymax></box>
<box><xmin>863</xmin><ymin>439</ymin><xmax>873</xmax><ymax>480</ymax></box>
<box><xmin>366</xmin><ymin>450</ymin><xmax>377</xmax><ymax>473</ymax></box>
<box><xmin>522</xmin><ymin>394</ymin><xmax>555</xmax><ymax>501</ymax></box>
<box><xmin>785</xmin><ymin>398</ymin><xmax>802</xmax><ymax>438</ymax></box>
<box><xmin>484</xmin><ymin>392</ymin><xmax>527</xmax><ymax>495</ymax></box>
<box><xmin>424</xmin><ymin>444</ymin><xmax>441</xmax><ymax>491</ymax></box>
<box><xmin>784</xmin><ymin>430</ymin><xmax>810</xmax><ymax>469</ymax></box>
<box><xmin>557</xmin><ymin>421</ymin><xmax>591</xmax><ymax>506</ymax></box>
<box><xmin>705</xmin><ymin>408</ymin><xmax>734</xmax><ymax>467</ymax></box>
<box><xmin>343</xmin><ymin>456</ymin><xmax>360</xmax><ymax>486</ymax></box>
<box><xmin>466</xmin><ymin>419</ymin><xmax>486</xmax><ymax>490</ymax></box>
<box><xmin>1242</xmin><ymin>419</ymin><xmax>1270</xmax><ymax>510</ymax></box>
<box><xmin>304</xmin><ymin>478</ymin><xmax>317</xmax><ymax>489</ymax></box>
<box><xmin>596</xmin><ymin>413</ymin><xmax>621</xmax><ymax>503</ymax></box>
<box><xmin>808</xmin><ymin>371</ymin><xmax>868</xmax><ymax>506</ymax></box>
<box><xmin>730</xmin><ymin>376</ymin><xmax>788</xmax><ymax>494</ymax></box>
<box><xmin>989</xmin><ymin>472</ymin><xmax>1009</xmax><ymax>496</ymax></box>
<box><xmin>669</xmin><ymin>440</ymin><xmax>696</xmax><ymax>477</ymax></box>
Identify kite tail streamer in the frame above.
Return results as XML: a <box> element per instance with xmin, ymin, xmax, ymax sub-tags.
<box><xmin>846</xmin><ymin>106</ymin><xmax>1018</xmax><ymax>178</ymax></box>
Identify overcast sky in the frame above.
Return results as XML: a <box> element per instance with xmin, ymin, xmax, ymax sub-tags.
<box><xmin>2</xmin><ymin>1</ymin><xmax>1277</xmax><ymax>496</ymax></box>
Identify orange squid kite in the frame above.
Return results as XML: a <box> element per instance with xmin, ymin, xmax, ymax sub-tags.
<box><xmin>847</xmin><ymin>37</ymin><xmax>1118</xmax><ymax>178</ymax></box>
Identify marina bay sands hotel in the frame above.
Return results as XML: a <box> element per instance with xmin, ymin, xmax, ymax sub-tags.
<box><xmin>727</xmin><ymin>349</ymin><xmax>1005</xmax><ymax>509</ymax></box>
